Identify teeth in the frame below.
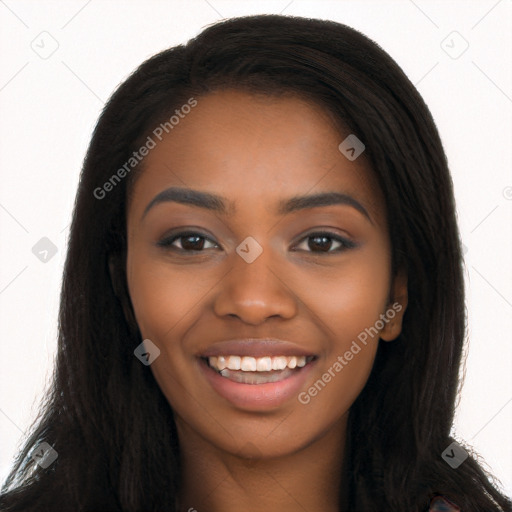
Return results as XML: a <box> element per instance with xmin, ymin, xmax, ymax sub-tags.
<box><xmin>272</xmin><ymin>356</ymin><xmax>288</xmax><ymax>370</ymax></box>
<box><xmin>256</xmin><ymin>356</ymin><xmax>272</xmax><ymax>371</ymax></box>
<box><xmin>240</xmin><ymin>357</ymin><xmax>256</xmax><ymax>371</ymax></box>
<box><xmin>297</xmin><ymin>356</ymin><xmax>307</xmax><ymax>367</ymax></box>
<box><xmin>207</xmin><ymin>354</ymin><xmax>310</xmax><ymax>372</ymax></box>
<box><xmin>220</xmin><ymin>367</ymin><xmax>295</xmax><ymax>384</ymax></box>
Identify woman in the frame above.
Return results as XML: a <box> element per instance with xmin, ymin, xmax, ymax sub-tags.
<box><xmin>1</xmin><ymin>14</ymin><xmax>510</xmax><ymax>512</ymax></box>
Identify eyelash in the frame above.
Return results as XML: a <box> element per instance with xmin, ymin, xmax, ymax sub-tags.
<box><xmin>156</xmin><ymin>230</ymin><xmax>357</xmax><ymax>254</ymax></box>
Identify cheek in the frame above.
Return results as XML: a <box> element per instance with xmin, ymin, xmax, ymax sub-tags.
<box><xmin>297</xmin><ymin>275</ymin><xmax>387</xmax><ymax>419</ymax></box>
<box><xmin>303</xmin><ymin>242</ymin><xmax>391</xmax><ymax>336</ymax></box>
<box><xmin>296</xmin><ymin>241</ymin><xmax>390</xmax><ymax>406</ymax></box>
<box><xmin>126</xmin><ymin>249</ymin><xmax>211</xmax><ymax>341</ymax></box>
<box><xmin>126</xmin><ymin>252</ymin><xmax>201</xmax><ymax>411</ymax></box>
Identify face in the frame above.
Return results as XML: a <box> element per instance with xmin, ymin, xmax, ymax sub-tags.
<box><xmin>125</xmin><ymin>89</ymin><xmax>407</xmax><ymax>459</ymax></box>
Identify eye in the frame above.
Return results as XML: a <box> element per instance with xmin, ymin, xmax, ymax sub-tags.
<box><xmin>156</xmin><ymin>230</ymin><xmax>356</xmax><ymax>254</ymax></box>
<box><xmin>293</xmin><ymin>231</ymin><xmax>356</xmax><ymax>253</ymax></box>
<box><xmin>156</xmin><ymin>231</ymin><xmax>218</xmax><ymax>252</ymax></box>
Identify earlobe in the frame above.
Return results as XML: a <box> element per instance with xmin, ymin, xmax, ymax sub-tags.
<box><xmin>380</xmin><ymin>270</ymin><xmax>408</xmax><ymax>342</ymax></box>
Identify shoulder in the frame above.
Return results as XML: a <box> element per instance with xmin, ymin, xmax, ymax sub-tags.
<box><xmin>429</xmin><ymin>495</ymin><xmax>461</xmax><ymax>511</ymax></box>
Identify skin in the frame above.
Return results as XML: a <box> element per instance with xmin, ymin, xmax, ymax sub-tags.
<box><xmin>125</xmin><ymin>89</ymin><xmax>408</xmax><ymax>512</ymax></box>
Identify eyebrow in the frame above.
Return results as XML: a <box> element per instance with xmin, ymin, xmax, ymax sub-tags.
<box><xmin>141</xmin><ymin>186</ymin><xmax>373</xmax><ymax>224</ymax></box>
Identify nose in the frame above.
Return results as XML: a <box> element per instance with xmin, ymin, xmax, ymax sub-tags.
<box><xmin>213</xmin><ymin>245</ymin><xmax>298</xmax><ymax>325</ymax></box>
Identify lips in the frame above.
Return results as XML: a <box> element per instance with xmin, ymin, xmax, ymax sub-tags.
<box><xmin>198</xmin><ymin>338</ymin><xmax>316</xmax><ymax>358</ymax></box>
<box><xmin>196</xmin><ymin>338</ymin><xmax>318</xmax><ymax>410</ymax></box>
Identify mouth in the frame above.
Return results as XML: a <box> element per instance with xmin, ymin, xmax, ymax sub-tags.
<box><xmin>201</xmin><ymin>354</ymin><xmax>317</xmax><ymax>385</ymax></box>
<box><xmin>197</xmin><ymin>347</ymin><xmax>318</xmax><ymax>410</ymax></box>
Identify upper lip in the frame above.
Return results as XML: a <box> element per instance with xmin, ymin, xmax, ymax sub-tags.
<box><xmin>198</xmin><ymin>338</ymin><xmax>317</xmax><ymax>358</ymax></box>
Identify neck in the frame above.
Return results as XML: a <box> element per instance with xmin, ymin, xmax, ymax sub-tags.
<box><xmin>176</xmin><ymin>414</ymin><xmax>348</xmax><ymax>512</ymax></box>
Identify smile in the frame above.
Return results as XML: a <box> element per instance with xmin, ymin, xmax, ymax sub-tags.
<box><xmin>198</xmin><ymin>354</ymin><xmax>318</xmax><ymax>410</ymax></box>
<box><xmin>204</xmin><ymin>355</ymin><xmax>315</xmax><ymax>384</ymax></box>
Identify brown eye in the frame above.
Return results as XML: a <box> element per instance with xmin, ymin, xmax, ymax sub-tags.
<box><xmin>157</xmin><ymin>231</ymin><xmax>218</xmax><ymax>252</ymax></box>
<box><xmin>293</xmin><ymin>232</ymin><xmax>357</xmax><ymax>253</ymax></box>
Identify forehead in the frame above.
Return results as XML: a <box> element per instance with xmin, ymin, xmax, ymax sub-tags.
<box><xmin>128</xmin><ymin>89</ymin><xmax>386</xmax><ymax>226</ymax></box>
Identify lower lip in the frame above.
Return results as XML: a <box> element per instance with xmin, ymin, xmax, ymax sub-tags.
<box><xmin>198</xmin><ymin>357</ymin><xmax>317</xmax><ymax>411</ymax></box>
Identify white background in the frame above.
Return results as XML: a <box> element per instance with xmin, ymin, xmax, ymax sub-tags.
<box><xmin>0</xmin><ymin>0</ymin><xmax>511</xmax><ymax>497</ymax></box>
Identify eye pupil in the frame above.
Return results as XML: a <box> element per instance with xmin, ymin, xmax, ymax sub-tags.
<box><xmin>308</xmin><ymin>235</ymin><xmax>332</xmax><ymax>252</ymax></box>
<box><xmin>181</xmin><ymin>235</ymin><xmax>205</xmax><ymax>251</ymax></box>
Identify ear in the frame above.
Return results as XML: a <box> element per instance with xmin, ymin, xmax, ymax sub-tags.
<box><xmin>380</xmin><ymin>269</ymin><xmax>408</xmax><ymax>342</ymax></box>
<box><xmin>108</xmin><ymin>253</ymin><xmax>140</xmax><ymax>335</ymax></box>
